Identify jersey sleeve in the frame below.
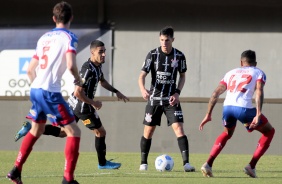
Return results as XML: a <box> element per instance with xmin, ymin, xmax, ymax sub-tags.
<box><xmin>80</xmin><ymin>64</ymin><xmax>92</xmax><ymax>88</ymax></box>
<box><xmin>141</xmin><ymin>52</ymin><xmax>153</xmax><ymax>73</ymax></box>
<box><xmin>219</xmin><ymin>73</ymin><xmax>228</xmax><ymax>88</ymax></box>
<box><xmin>257</xmin><ymin>70</ymin><xmax>266</xmax><ymax>84</ymax></box>
<box><xmin>66</xmin><ymin>31</ymin><xmax>78</xmax><ymax>54</ymax></box>
<box><xmin>178</xmin><ymin>53</ymin><xmax>187</xmax><ymax>73</ymax></box>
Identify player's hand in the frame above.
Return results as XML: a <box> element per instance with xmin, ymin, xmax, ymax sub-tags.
<box><xmin>169</xmin><ymin>93</ymin><xmax>179</xmax><ymax>106</ymax></box>
<box><xmin>116</xmin><ymin>91</ymin><xmax>130</xmax><ymax>103</ymax></box>
<box><xmin>92</xmin><ymin>100</ymin><xmax>102</xmax><ymax>110</ymax></box>
<box><xmin>141</xmin><ymin>88</ymin><xmax>150</xmax><ymax>100</ymax></box>
<box><xmin>249</xmin><ymin>115</ymin><xmax>260</xmax><ymax>129</ymax></box>
<box><xmin>199</xmin><ymin>114</ymin><xmax>212</xmax><ymax>131</ymax></box>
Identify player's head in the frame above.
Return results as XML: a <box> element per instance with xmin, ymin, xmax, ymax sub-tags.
<box><xmin>53</xmin><ymin>1</ymin><xmax>73</xmax><ymax>25</ymax></box>
<box><xmin>241</xmin><ymin>50</ymin><xmax>257</xmax><ymax>66</ymax></box>
<box><xmin>159</xmin><ymin>26</ymin><xmax>174</xmax><ymax>54</ymax></box>
<box><xmin>90</xmin><ymin>40</ymin><xmax>106</xmax><ymax>64</ymax></box>
<box><xmin>160</xmin><ymin>26</ymin><xmax>174</xmax><ymax>38</ymax></box>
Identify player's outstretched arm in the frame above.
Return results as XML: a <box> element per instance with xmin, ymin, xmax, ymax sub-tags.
<box><xmin>115</xmin><ymin>91</ymin><xmax>130</xmax><ymax>102</ymax></box>
<box><xmin>100</xmin><ymin>76</ymin><xmax>129</xmax><ymax>102</ymax></box>
<box><xmin>199</xmin><ymin>83</ymin><xmax>226</xmax><ymax>131</ymax></box>
<box><xmin>199</xmin><ymin>113</ymin><xmax>212</xmax><ymax>131</ymax></box>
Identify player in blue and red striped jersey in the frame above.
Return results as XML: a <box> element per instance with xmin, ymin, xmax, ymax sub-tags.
<box><xmin>7</xmin><ymin>2</ymin><xmax>82</xmax><ymax>184</ymax></box>
<box><xmin>199</xmin><ymin>50</ymin><xmax>275</xmax><ymax>178</ymax></box>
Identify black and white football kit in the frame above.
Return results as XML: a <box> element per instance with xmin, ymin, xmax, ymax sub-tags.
<box><xmin>141</xmin><ymin>47</ymin><xmax>187</xmax><ymax>126</ymax></box>
<box><xmin>68</xmin><ymin>59</ymin><xmax>103</xmax><ymax>130</ymax></box>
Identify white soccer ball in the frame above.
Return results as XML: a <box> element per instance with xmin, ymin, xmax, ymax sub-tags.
<box><xmin>155</xmin><ymin>154</ymin><xmax>174</xmax><ymax>172</ymax></box>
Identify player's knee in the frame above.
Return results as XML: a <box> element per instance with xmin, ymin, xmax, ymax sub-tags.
<box><xmin>266</xmin><ymin>127</ymin><xmax>275</xmax><ymax>137</ymax></box>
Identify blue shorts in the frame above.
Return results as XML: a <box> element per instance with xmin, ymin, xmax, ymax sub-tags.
<box><xmin>222</xmin><ymin>106</ymin><xmax>268</xmax><ymax>132</ymax></box>
<box><xmin>26</xmin><ymin>88</ymin><xmax>75</xmax><ymax>126</ymax></box>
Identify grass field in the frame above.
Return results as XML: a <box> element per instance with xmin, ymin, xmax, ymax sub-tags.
<box><xmin>0</xmin><ymin>151</ymin><xmax>281</xmax><ymax>184</ymax></box>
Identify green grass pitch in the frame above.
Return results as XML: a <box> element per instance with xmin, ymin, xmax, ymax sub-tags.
<box><xmin>0</xmin><ymin>151</ymin><xmax>281</xmax><ymax>184</ymax></box>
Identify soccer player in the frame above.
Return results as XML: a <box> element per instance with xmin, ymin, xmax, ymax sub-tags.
<box><xmin>15</xmin><ymin>40</ymin><xmax>129</xmax><ymax>170</ymax></box>
<box><xmin>7</xmin><ymin>2</ymin><xmax>82</xmax><ymax>184</ymax></box>
<box><xmin>199</xmin><ymin>50</ymin><xmax>275</xmax><ymax>178</ymax></box>
<box><xmin>138</xmin><ymin>26</ymin><xmax>195</xmax><ymax>172</ymax></box>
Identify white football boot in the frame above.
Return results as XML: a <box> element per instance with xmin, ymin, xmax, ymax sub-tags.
<box><xmin>244</xmin><ymin>164</ymin><xmax>257</xmax><ymax>178</ymax></box>
<box><xmin>139</xmin><ymin>164</ymin><xmax>148</xmax><ymax>171</ymax></box>
<box><xmin>184</xmin><ymin>163</ymin><xmax>195</xmax><ymax>172</ymax></box>
<box><xmin>201</xmin><ymin>162</ymin><xmax>213</xmax><ymax>177</ymax></box>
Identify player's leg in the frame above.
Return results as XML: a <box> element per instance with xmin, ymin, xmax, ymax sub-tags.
<box><xmin>8</xmin><ymin>121</ymin><xmax>46</xmax><ymax>184</ymax></box>
<box><xmin>7</xmin><ymin>88</ymin><xmax>46</xmax><ymax>183</ymax></box>
<box><xmin>140</xmin><ymin>125</ymin><xmax>156</xmax><ymax>170</ymax></box>
<box><xmin>201</xmin><ymin>126</ymin><xmax>235</xmax><ymax>177</ymax></box>
<box><xmin>201</xmin><ymin>106</ymin><xmax>236</xmax><ymax>177</ymax></box>
<box><xmin>94</xmin><ymin>125</ymin><xmax>121</xmax><ymax>169</ymax></box>
<box><xmin>45</xmin><ymin>92</ymin><xmax>81</xmax><ymax>183</ymax></box>
<box><xmin>14</xmin><ymin>121</ymin><xmax>32</xmax><ymax>142</ymax></box>
<box><xmin>244</xmin><ymin>114</ymin><xmax>275</xmax><ymax>178</ymax></box>
<box><xmin>44</xmin><ymin>115</ymin><xmax>79</xmax><ymax>138</ymax></box>
<box><xmin>44</xmin><ymin>115</ymin><xmax>80</xmax><ymax>137</ymax></box>
<box><xmin>140</xmin><ymin>105</ymin><xmax>161</xmax><ymax>171</ymax></box>
<box><xmin>62</xmin><ymin>122</ymin><xmax>81</xmax><ymax>183</ymax></box>
<box><xmin>80</xmin><ymin>111</ymin><xmax>121</xmax><ymax>169</ymax></box>
<box><xmin>166</xmin><ymin>104</ymin><xmax>195</xmax><ymax>172</ymax></box>
<box><xmin>14</xmin><ymin>114</ymin><xmax>74</xmax><ymax>141</ymax></box>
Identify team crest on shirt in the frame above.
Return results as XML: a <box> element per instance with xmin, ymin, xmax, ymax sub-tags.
<box><xmin>145</xmin><ymin>113</ymin><xmax>152</xmax><ymax>122</ymax></box>
<box><xmin>171</xmin><ymin>58</ymin><xmax>179</xmax><ymax>68</ymax></box>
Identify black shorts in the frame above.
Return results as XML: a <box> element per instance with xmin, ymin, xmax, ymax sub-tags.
<box><xmin>143</xmin><ymin>103</ymin><xmax>184</xmax><ymax>126</ymax></box>
<box><xmin>74</xmin><ymin>111</ymin><xmax>102</xmax><ymax>130</ymax></box>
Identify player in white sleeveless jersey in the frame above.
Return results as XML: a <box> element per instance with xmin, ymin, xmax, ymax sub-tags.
<box><xmin>7</xmin><ymin>2</ymin><xmax>82</xmax><ymax>184</ymax></box>
<box><xmin>199</xmin><ymin>50</ymin><xmax>275</xmax><ymax>178</ymax></box>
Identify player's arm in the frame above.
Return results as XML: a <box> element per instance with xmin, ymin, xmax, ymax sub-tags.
<box><xmin>73</xmin><ymin>85</ymin><xmax>102</xmax><ymax>110</ymax></box>
<box><xmin>27</xmin><ymin>57</ymin><xmax>39</xmax><ymax>83</ymax></box>
<box><xmin>138</xmin><ymin>71</ymin><xmax>150</xmax><ymax>100</ymax></box>
<box><xmin>250</xmin><ymin>81</ymin><xmax>264</xmax><ymax>128</ymax></box>
<box><xmin>176</xmin><ymin>72</ymin><xmax>186</xmax><ymax>92</ymax></box>
<box><xmin>66</xmin><ymin>52</ymin><xmax>82</xmax><ymax>85</ymax></box>
<box><xmin>100</xmin><ymin>76</ymin><xmax>129</xmax><ymax>102</ymax></box>
<box><xmin>169</xmin><ymin>72</ymin><xmax>185</xmax><ymax>106</ymax></box>
<box><xmin>206</xmin><ymin>83</ymin><xmax>226</xmax><ymax>115</ymax></box>
<box><xmin>199</xmin><ymin>83</ymin><xmax>226</xmax><ymax>130</ymax></box>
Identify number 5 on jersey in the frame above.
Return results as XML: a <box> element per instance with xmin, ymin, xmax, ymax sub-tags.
<box><xmin>40</xmin><ymin>46</ymin><xmax>50</xmax><ymax>69</ymax></box>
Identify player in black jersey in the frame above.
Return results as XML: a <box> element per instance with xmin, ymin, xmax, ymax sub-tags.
<box><xmin>138</xmin><ymin>26</ymin><xmax>195</xmax><ymax>172</ymax></box>
<box><xmin>15</xmin><ymin>40</ymin><xmax>129</xmax><ymax>170</ymax></box>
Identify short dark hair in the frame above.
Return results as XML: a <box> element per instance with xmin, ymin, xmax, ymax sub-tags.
<box><xmin>160</xmin><ymin>26</ymin><xmax>174</xmax><ymax>38</ymax></box>
<box><xmin>241</xmin><ymin>50</ymin><xmax>256</xmax><ymax>64</ymax></box>
<box><xmin>90</xmin><ymin>40</ymin><xmax>105</xmax><ymax>49</ymax></box>
<box><xmin>53</xmin><ymin>1</ymin><xmax>73</xmax><ymax>24</ymax></box>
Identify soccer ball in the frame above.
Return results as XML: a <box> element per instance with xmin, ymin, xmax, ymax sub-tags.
<box><xmin>155</xmin><ymin>154</ymin><xmax>174</xmax><ymax>172</ymax></box>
